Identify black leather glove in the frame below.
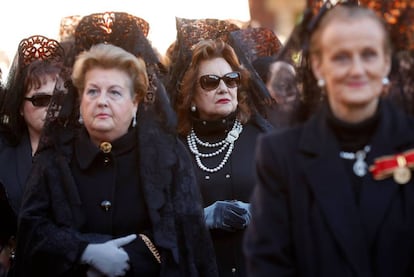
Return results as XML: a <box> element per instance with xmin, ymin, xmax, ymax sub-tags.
<box><xmin>204</xmin><ymin>200</ymin><xmax>247</xmax><ymax>232</ymax></box>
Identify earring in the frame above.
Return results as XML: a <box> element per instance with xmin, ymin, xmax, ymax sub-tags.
<box><xmin>382</xmin><ymin>77</ymin><xmax>390</xmax><ymax>86</ymax></box>
<box><xmin>317</xmin><ymin>79</ymin><xmax>325</xmax><ymax>88</ymax></box>
<box><xmin>132</xmin><ymin>114</ymin><xmax>137</xmax><ymax>127</ymax></box>
<box><xmin>190</xmin><ymin>105</ymin><xmax>196</xmax><ymax>112</ymax></box>
<box><xmin>78</xmin><ymin>114</ymin><xmax>83</xmax><ymax>124</ymax></box>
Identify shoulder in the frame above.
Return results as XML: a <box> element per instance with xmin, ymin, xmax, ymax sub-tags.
<box><xmin>258</xmin><ymin>123</ymin><xmax>303</xmax><ymax>151</ymax></box>
<box><xmin>248</xmin><ymin>112</ymin><xmax>274</xmax><ymax>133</ymax></box>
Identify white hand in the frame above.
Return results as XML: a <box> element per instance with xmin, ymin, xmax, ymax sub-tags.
<box><xmin>81</xmin><ymin>234</ymin><xmax>137</xmax><ymax>277</ymax></box>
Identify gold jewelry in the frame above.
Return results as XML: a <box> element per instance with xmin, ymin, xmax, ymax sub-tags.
<box><xmin>99</xmin><ymin>142</ymin><xmax>112</xmax><ymax>153</ymax></box>
<box><xmin>139</xmin><ymin>234</ymin><xmax>161</xmax><ymax>264</ymax></box>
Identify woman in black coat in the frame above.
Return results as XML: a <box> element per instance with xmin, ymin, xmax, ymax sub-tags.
<box><xmin>12</xmin><ymin>43</ymin><xmax>217</xmax><ymax>277</ymax></box>
<box><xmin>244</xmin><ymin>4</ymin><xmax>414</xmax><ymax>277</ymax></box>
<box><xmin>173</xmin><ymin>39</ymin><xmax>272</xmax><ymax>277</ymax></box>
<box><xmin>0</xmin><ymin>35</ymin><xmax>65</xmax><ymax>277</ymax></box>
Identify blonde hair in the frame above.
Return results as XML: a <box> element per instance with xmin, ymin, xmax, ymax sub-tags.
<box><xmin>72</xmin><ymin>43</ymin><xmax>149</xmax><ymax>101</ymax></box>
<box><xmin>309</xmin><ymin>5</ymin><xmax>391</xmax><ymax>60</ymax></box>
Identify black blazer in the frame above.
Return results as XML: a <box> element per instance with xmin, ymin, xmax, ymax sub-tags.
<box><xmin>244</xmin><ymin>100</ymin><xmax>414</xmax><ymax>277</ymax></box>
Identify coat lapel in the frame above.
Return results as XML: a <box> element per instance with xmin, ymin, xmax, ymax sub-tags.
<box><xmin>358</xmin><ymin>101</ymin><xmax>414</xmax><ymax>245</ymax></box>
<box><xmin>300</xmin><ymin>112</ymin><xmax>371</xmax><ymax>275</ymax></box>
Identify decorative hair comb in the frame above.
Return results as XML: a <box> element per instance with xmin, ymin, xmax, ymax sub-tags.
<box><xmin>228</xmin><ymin>27</ymin><xmax>283</xmax><ymax>63</ymax></box>
<box><xmin>18</xmin><ymin>35</ymin><xmax>64</xmax><ymax>67</ymax></box>
<box><xmin>59</xmin><ymin>15</ymin><xmax>83</xmax><ymax>42</ymax></box>
<box><xmin>176</xmin><ymin>17</ymin><xmax>240</xmax><ymax>52</ymax></box>
<box><xmin>359</xmin><ymin>0</ymin><xmax>414</xmax><ymax>51</ymax></box>
<box><xmin>74</xmin><ymin>12</ymin><xmax>150</xmax><ymax>54</ymax></box>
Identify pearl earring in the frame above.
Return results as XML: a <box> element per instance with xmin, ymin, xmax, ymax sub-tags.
<box><xmin>317</xmin><ymin>79</ymin><xmax>325</xmax><ymax>88</ymax></box>
<box><xmin>132</xmin><ymin>114</ymin><xmax>137</xmax><ymax>127</ymax></box>
<box><xmin>191</xmin><ymin>105</ymin><xmax>196</xmax><ymax>112</ymax></box>
<box><xmin>382</xmin><ymin>77</ymin><xmax>390</xmax><ymax>86</ymax></box>
<box><xmin>78</xmin><ymin>114</ymin><xmax>83</xmax><ymax>124</ymax></box>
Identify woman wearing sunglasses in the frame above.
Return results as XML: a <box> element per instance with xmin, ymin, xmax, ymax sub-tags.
<box><xmin>0</xmin><ymin>35</ymin><xmax>65</xmax><ymax>276</ymax></box>
<box><xmin>174</xmin><ymin>39</ymin><xmax>272</xmax><ymax>277</ymax></box>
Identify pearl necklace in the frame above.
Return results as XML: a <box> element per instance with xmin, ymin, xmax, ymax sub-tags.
<box><xmin>339</xmin><ymin>145</ymin><xmax>371</xmax><ymax>177</ymax></box>
<box><xmin>187</xmin><ymin>120</ymin><xmax>243</xmax><ymax>173</ymax></box>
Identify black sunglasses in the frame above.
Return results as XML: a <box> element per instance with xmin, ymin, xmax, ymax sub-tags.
<box><xmin>24</xmin><ymin>94</ymin><xmax>52</xmax><ymax>107</ymax></box>
<box><xmin>199</xmin><ymin>72</ymin><xmax>241</xmax><ymax>91</ymax></box>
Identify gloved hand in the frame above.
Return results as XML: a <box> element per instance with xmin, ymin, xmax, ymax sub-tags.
<box><xmin>204</xmin><ymin>200</ymin><xmax>247</xmax><ymax>232</ymax></box>
<box><xmin>233</xmin><ymin>201</ymin><xmax>252</xmax><ymax>226</ymax></box>
<box><xmin>81</xmin><ymin>234</ymin><xmax>137</xmax><ymax>277</ymax></box>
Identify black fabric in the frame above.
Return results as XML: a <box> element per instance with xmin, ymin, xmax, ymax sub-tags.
<box><xmin>12</xmin><ymin>107</ymin><xmax>218</xmax><ymax>277</ymax></box>
<box><xmin>326</xmin><ymin>101</ymin><xmax>380</xmax><ymax>153</ymax></box>
<box><xmin>245</xmin><ymin>99</ymin><xmax>414</xmax><ymax>277</ymax></box>
<box><xmin>183</xmin><ymin>113</ymin><xmax>272</xmax><ymax>277</ymax></box>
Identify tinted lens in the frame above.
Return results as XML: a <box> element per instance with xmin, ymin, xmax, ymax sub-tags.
<box><xmin>199</xmin><ymin>72</ymin><xmax>240</xmax><ymax>90</ymax></box>
<box><xmin>25</xmin><ymin>94</ymin><xmax>52</xmax><ymax>107</ymax></box>
<box><xmin>222</xmin><ymin>72</ymin><xmax>240</xmax><ymax>88</ymax></box>
<box><xmin>199</xmin><ymin>75</ymin><xmax>220</xmax><ymax>90</ymax></box>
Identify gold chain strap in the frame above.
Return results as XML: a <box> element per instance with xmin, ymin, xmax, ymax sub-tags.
<box><xmin>139</xmin><ymin>234</ymin><xmax>161</xmax><ymax>264</ymax></box>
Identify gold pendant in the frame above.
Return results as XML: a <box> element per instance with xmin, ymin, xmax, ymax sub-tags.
<box><xmin>393</xmin><ymin>166</ymin><xmax>411</xmax><ymax>185</ymax></box>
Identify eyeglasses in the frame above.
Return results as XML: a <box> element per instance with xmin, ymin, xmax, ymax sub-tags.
<box><xmin>199</xmin><ymin>72</ymin><xmax>241</xmax><ymax>91</ymax></box>
<box><xmin>24</xmin><ymin>94</ymin><xmax>52</xmax><ymax>107</ymax></box>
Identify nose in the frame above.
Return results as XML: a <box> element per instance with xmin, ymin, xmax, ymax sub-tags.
<box><xmin>349</xmin><ymin>56</ymin><xmax>365</xmax><ymax>75</ymax></box>
<box><xmin>216</xmin><ymin>79</ymin><xmax>229</xmax><ymax>94</ymax></box>
<box><xmin>97</xmin><ymin>91</ymin><xmax>109</xmax><ymax>106</ymax></box>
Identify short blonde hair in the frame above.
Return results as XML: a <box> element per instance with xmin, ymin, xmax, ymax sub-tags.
<box><xmin>72</xmin><ymin>43</ymin><xmax>149</xmax><ymax>101</ymax></box>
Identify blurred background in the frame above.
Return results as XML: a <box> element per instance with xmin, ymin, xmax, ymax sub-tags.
<box><xmin>0</xmin><ymin>0</ymin><xmax>308</xmax><ymax>78</ymax></box>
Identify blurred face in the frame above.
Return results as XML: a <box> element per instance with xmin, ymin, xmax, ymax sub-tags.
<box><xmin>311</xmin><ymin>17</ymin><xmax>390</xmax><ymax>122</ymax></box>
<box><xmin>267</xmin><ymin>61</ymin><xmax>299</xmax><ymax>111</ymax></box>
<box><xmin>21</xmin><ymin>74</ymin><xmax>55</xmax><ymax>137</ymax></box>
<box><xmin>80</xmin><ymin>67</ymin><xmax>138</xmax><ymax>145</ymax></box>
<box><xmin>193</xmin><ymin>57</ymin><xmax>238</xmax><ymax>120</ymax></box>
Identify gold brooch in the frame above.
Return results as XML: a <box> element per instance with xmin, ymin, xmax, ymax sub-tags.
<box><xmin>99</xmin><ymin>142</ymin><xmax>112</xmax><ymax>153</ymax></box>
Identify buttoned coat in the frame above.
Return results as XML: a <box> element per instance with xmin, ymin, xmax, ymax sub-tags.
<box><xmin>244</xmin><ymin>100</ymin><xmax>414</xmax><ymax>277</ymax></box>
<box><xmin>11</xmin><ymin>113</ymin><xmax>218</xmax><ymax>277</ymax></box>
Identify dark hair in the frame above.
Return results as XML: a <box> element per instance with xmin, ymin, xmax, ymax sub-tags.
<box><xmin>175</xmin><ymin>39</ymin><xmax>251</xmax><ymax>136</ymax></box>
<box><xmin>2</xmin><ymin>59</ymin><xmax>63</xmax><ymax>145</ymax></box>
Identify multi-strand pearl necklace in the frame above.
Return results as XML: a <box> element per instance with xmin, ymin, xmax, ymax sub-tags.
<box><xmin>187</xmin><ymin>120</ymin><xmax>243</xmax><ymax>173</ymax></box>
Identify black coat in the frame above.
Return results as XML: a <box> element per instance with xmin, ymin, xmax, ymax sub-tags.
<box><xmin>12</xmin><ymin>117</ymin><xmax>218</xmax><ymax>277</ymax></box>
<box><xmin>0</xmin><ymin>132</ymin><xmax>32</xmax><ymax>237</ymax></box>
<box><xmin>244</xmin><ymin>100</ymin><xmax>414</xmax><ymax>277</ymax></box>
<box><xmin>0</xmin><ymin>132</ymin><xmax>32</xmax><ymax>277</ymax></box>
<box><xmin>185</xmin><ymin>113</ymin><xmax>272</xmax><ymax>277</ymax></box>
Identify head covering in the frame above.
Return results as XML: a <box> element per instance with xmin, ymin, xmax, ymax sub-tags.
<box><xmin>2</xmin><ymin>35</ymin><xmax>65</xmax><ymax>145</ymax></box>
<box><xmin>74</xmin><ymin>12</ymin><xmax>150</xmax><ymax>57</ymax></box>
<box><xmin>167</xmin><ymin>17</ymin><xmax>281</xmax><ymax>117</ymax></box>
<box><xmin>272</xmin><ymin>0</ymin><xmax>362</xmax><ymax>122</ymax></box>
<box><xmin>166</xmin><ymin>17</ymin><xmax>240</xmax><ymax>105</ymax></box>
<box><xmin>227</xmin><ymin>27</ymin><xmax>283</xmax><ymax>113</ymax></box>
<box><xmin>39</xmin><ymin>12</ymin><xmax>176</xmax><ymax>152</ymax></box>
<box><xmin>358</xmin><ymin>0</ymin><xmax>414</xmax><ymax>115</ymax></box>
<box><xmin>59</xmin><ymin>15</ymin><xmax>83</xmax><ymax>42</ymax></box>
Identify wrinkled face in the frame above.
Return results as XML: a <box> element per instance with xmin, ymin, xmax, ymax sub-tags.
<box><xmin>311</xmin><ymin>17</ymin><xmax>390</xmax><ymax>121</ymax></box>
<box><xmin>193</xmin><ymin>57</ymin><xmax>238</xmax><ymax>120</ymax></box>
<box><xmin>80</xmin><ymin>67</ymin><xmax>138</xmax><ymax>145</ymax></box>
<box><xmin>21</xmin><ymin>74</ymin><xmax>55</xmax><ymax>137</ymax></box>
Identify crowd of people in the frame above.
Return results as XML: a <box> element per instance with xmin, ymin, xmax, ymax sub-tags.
<box><xmin>1</xmin><ymin>1</ymin><xmax>414</xmax><ymax>277</ymax></box>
